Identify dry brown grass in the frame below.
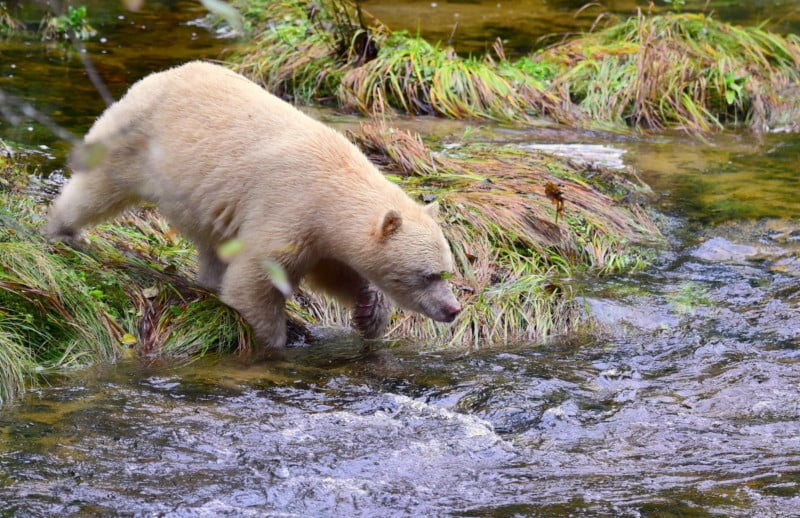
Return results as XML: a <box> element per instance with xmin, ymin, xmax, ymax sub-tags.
<box><xmin>295</xmin><ymin>122</ymin><xmax>661</xmax><ymax>347</ymax></box>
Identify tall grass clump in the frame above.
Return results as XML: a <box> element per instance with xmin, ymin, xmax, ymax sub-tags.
<box><xmin>232</xmin><ymin>0</ymin><xmax>561</xmax><ymax>122</ymax></box>
<box><xmin>0</xmin><ymin>2</ymin><xmax>23</xmax><ymax>36</ymax></box>
<box><xmin>231</xmin><ymin>0</ymin><xmax>800</xmax><ymax>134</ymax></box>
<box><xmin>338</xmin><ymin>33</ymin><xmax>560</xmax><ymax>121</ymax></box>
<box><xmin>328</xmin><ymin>123</ymin><xmax>660</xmax><ymax>347</ymax></box>
<box><xmin>0</xmin><ymin>329</ymin><xmax>34</xmax><ymax>406</ymax></box>
<box><xmin>232</xmin><ymin>0</ymin><xmax>351</xmax><ymax>102</ymax></box>
<box><xmin>1</xmin><ymin>173</ymin><xmax>123</xmax><ymax>403</ymax></box>
<box><xmin>86</xmin><ymin>212</ymin><xmax>253</xmax><ymax>360</ymax></box>
<box><xmin>533</xmin><ymin>11</ymin><xmax>800</xmax><ymax>132</ymax></box>
<box><xmin>0</xmin><ymin>151</ymin><xmax>250</xmax><ymax>405</ymax></box>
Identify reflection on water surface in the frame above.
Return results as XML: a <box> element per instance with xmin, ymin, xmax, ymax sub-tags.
<box><xmin>362</xmin><ymin>0</ymin><xmax>800</xmax><ymax>57</ymax></box>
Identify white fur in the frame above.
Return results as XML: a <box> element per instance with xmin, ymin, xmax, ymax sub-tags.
<box><xmin>47</xmin><ymin>61</ymin><xmax>460</xmax><ymax>348</ymax></box>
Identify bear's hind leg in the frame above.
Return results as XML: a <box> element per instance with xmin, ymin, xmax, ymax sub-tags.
<box><xmin>220</xmin><ymin>253</ymin><xmax>289</xmax><ymax>349</ymax></box>
<box><xmin>46</xmin><ymin>172</ymin><xmax>137</xmax><ymax>246</ymax></box>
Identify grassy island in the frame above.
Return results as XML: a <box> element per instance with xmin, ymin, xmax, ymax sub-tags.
<box><xmin>233</xmin><ymin>0</ymin><xmax>800</xmax><ymax>134</ymax></box>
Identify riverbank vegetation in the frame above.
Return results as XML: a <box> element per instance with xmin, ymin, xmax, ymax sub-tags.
<box><xmin>4</xmin><ymin>0</ymin><xmax>702</xmax><ymax>403</ymax></box>
<box><xmin>0</xmin><ymin>125</ymin><xmax>659</xmax><ymax>404</ymax></box>
<box><xmin>232</xmin><ymin>0</ymin><xmax>800</xmax><ymax>134</ymax></box>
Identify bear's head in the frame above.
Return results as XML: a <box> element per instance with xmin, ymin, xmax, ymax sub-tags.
<box><xmin>369</xmin><ymin>202</ymin><xmax>462</xmax><ymax>323</ymax></box>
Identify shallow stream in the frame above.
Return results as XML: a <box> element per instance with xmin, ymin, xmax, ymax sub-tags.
<box><xmin>1</xmin><ymin>1</ymin><xmax>799</xmax><ymax>515</ymax></box>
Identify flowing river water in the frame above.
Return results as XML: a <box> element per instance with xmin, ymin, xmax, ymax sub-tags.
<box><xmin>1</xmin><ymin>1</ymin><xmax>799</xmax><ymax>516</ymax></box>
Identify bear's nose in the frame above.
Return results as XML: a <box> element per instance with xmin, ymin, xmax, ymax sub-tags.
<box><xmin>444</xmin><ymin>302</ymin><xmax>462</xmax><ymax>322</ymax></box>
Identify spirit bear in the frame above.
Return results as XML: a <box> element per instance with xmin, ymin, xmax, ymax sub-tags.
<box><xmin>47</xmin><ymin>61</ymin><xmax>462</xmax><ymax>348</ymax></box>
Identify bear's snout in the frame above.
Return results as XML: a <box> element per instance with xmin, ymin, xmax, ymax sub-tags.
<box><xmin>428</xmin><ymin>298</ymin><xmax>461</xmax><ymax>323</ymax></box>
<box><xmin>440</xmin><ymin>301</ymin><xmax>462</xmax><ymax>322</ymax></box>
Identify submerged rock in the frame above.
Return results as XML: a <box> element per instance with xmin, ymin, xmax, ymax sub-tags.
<box><xmin>691</xmin><ymin>236</ymin><xmax>777</xmax><ymax>263</ymax></box>
<box><xmin>520</xmin><ymin>143</ymin><xmax>627</xmax><ymax>170</ymax></box>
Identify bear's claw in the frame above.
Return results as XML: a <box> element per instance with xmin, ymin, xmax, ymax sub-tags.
<box><xmin>46</xmin><ymin>229</ymin><xmax>91</xmax><ymax>250</ymax></box>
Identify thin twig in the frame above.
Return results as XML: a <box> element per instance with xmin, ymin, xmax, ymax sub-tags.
<box><xmin>0</xmin><ymin>89</ymin><xmax>78</xmax><ymax>143</ymax></box>
<box><xmin>67</xmin><ymin>27</ymin><xmax>115</xmax><ymax>107</ymax></box>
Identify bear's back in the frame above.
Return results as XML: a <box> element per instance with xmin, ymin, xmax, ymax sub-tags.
<box><xmin>87</xmin><ymin>61</ymin><xmax>332</xmax><ymax>150</ymax></box>
<box><xmin>76</xmin><ymin>61</ymin><xmax>409</xmax><ymax>248</ymax></box>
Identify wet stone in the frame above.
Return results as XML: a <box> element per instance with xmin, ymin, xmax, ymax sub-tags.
<box><xmin>691</xmin><ymin>236</ymin><xmax>768</xmax><ymax>262</ymax></box>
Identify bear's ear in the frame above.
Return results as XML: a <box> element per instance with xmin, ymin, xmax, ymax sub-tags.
<box><xmin>424</xmin><ymin>201</ymin><xmax>440</xmax><ymax>219</ymax></box>
<box><xmin>379</xmin><ymin>209</ymin><xmax>403</xmax><ymax>240</ymax></box>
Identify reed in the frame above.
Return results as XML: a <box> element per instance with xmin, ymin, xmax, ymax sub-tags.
<box><xmin>0</xmin><ymin>2</ymin><xmax>23</xmax><ymax>36</ymax></box>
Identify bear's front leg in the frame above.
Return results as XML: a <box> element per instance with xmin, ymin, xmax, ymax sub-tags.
<box><xmin>352</xmin><ymin>284</ymin><xmax>392</xmax><ymax>339</ymax></box>
<box><xmin>220</xmin><ymin>254</ymin><xmax>289</xmax><ymax>349</ymax></box>
<box><xmin>305</xmin><ymin>259</ymin><xmax>394</xmax><ymax>339</ymax></box>
<box><xmin>46</xmin><ymin>172</ymin><xmax>136</xmax><ymax>248</ymax></box>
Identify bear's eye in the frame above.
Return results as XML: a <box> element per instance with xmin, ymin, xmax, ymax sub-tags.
<box><xmin>423</xmin><ymin>272</ymin><xmax>442</xmax><ymax>283</ymax></box>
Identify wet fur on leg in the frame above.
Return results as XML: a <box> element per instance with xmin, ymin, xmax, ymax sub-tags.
<box><xmin>351</xmin><ymin>284</ymin><xmax>392</xmax><ymax>339</ymax></box>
